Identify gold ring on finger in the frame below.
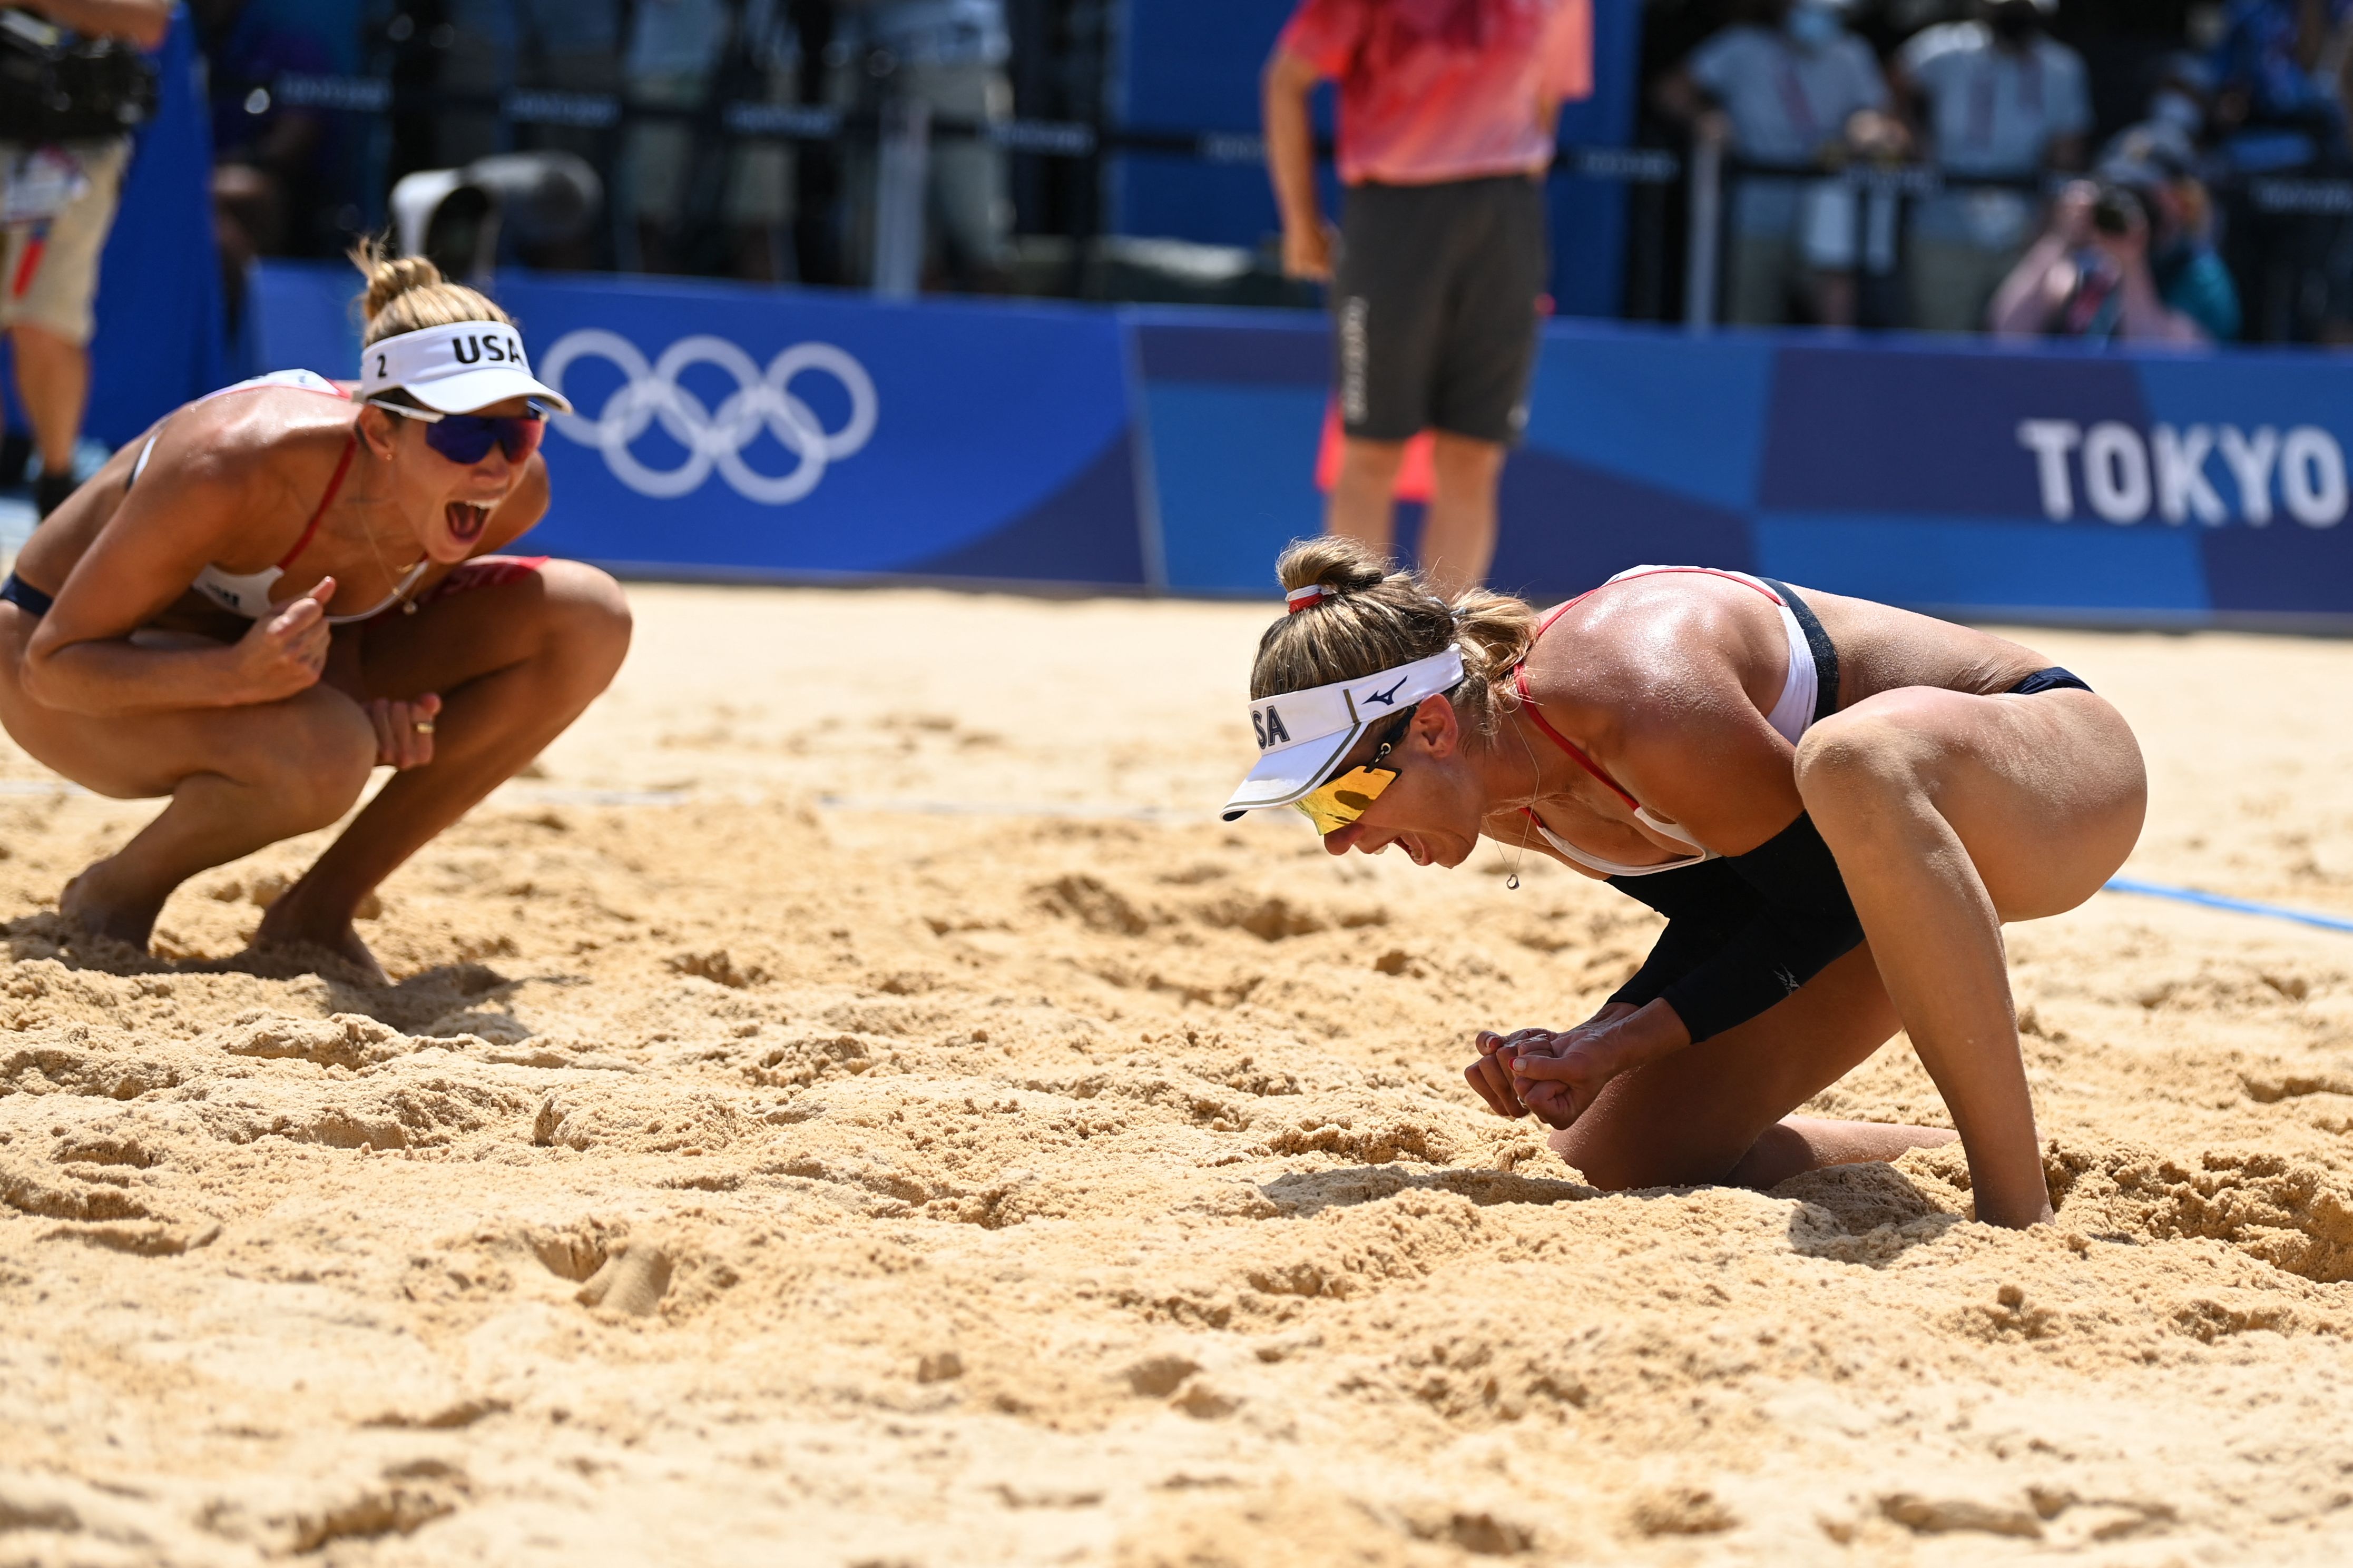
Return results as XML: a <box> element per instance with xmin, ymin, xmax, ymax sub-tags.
<box><xmin>414</xmin><ymin>720</ymin><xmax>435</xmax><ymax>734</ymax></box>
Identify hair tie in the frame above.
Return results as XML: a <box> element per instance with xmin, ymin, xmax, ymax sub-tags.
<box><xmin>1286</xmin><ymin>584</ymin><xmax>1332</xmax><ymax>614</ymax></box>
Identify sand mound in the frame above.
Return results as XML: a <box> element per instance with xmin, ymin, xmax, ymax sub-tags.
<box><xmin>3</xmin><ymin>588</ymin><xmax>2352</xmax><ymax>1564</ymax></box>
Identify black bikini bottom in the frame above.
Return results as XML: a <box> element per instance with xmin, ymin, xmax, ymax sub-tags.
<box><xmin>2009</xmin><ymin>666</ymin><xmax>2092</xmax><ymax>695</ymax></box>
<box><xmin>0</xmin><ymin>573</ymin><xmax>53</xmax><ymax>617</ymax></box>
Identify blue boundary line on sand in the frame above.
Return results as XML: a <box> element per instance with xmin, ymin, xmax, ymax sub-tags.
<box><xmin>2104</xmin><ymin>877</ymin><xmax>2353</xmax><ymax>935</ymax></box>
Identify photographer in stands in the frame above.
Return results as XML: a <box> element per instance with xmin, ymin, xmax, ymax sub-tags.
<box><xmin>0</xmin><ymin>0</ymin><xmax>170</xmax><ymax>517</ymax></box>
<box><xmin>1988</xmin><ymin>133</ymin><xmax>2240</xmax><ymax>344</ymax></box>
<box><xmin>1893</xmin><ymin>0</ymin><xmax>2090</xmax><ymax>334</ymax></box>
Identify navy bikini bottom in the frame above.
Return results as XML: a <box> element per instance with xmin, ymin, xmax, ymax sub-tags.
<box><xmin>0</xmin><ymin>573</ymin><xmax>54</xmax><ymax>617</ymax></box>
<box><xmin>2010</xmin><ymin>666</ymin><xmax>2091</xmax><ymax>695</ymax></box>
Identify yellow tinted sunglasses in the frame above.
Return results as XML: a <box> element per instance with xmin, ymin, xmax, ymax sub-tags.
<box><xmin>1292</xmin><ymin>709</ymin><xmax>1416</xmax><ymax>835</ymax></box>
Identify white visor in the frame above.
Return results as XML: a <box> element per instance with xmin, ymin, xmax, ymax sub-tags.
<box><xmin>1221</xmin><ymin>645</ymin><xmax>1465</xmax><ymax>821</ymax></box>
<box><xmin>356</xmin><ymin>320</ymin><xmax>573</xmax><ymax>415</ymax></box>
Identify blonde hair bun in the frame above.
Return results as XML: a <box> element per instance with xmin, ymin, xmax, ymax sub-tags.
<box><xmin>1276</xmin><ymin>536</ymin><xmax>1392</xmax><ymax>600</ymax></box>
<box><xmin>349</xmin><ymin>237</ymin><xmax>516</xmax><ymax>348</ymax></box>
<box><xmin>1250</xmin><ymin>537</ymin><xmax>1539</xmax><ymax>739</ymax></box>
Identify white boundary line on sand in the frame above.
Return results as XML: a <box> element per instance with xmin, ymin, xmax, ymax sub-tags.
<box><xmin>815</xmin><ymin>793</ymin><xmax>1199</xmax><ymax>823</ymax></box>
<box><xmin>0</xmin><ymin>777</ymin><xmax>694</xmax><ymax>807</ymax></box>
<box><xmin>0</xmin><ymin>777</ymin><xmax>1187</xmax><ymax>818</ymax></box>
<box><xmin>7</xmin><ymin>773</ymin><xmax>2348</xmax><ymax>935</ymax></box>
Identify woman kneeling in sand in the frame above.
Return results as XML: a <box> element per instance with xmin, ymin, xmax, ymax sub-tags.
<box><xmin>1222</xmin><ymin>541</ymin><xmax>2146</xmax><ymax>1228</ymax></box>
<box><xmin>0</xmin><ymin>248</ymin><xmax>630</xmax><ymax>982</ymax></box>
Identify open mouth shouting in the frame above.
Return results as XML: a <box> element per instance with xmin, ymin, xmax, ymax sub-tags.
<box><xmin>445</xmin><ymin>500</ymin><xmax>493</xmax><ymax>546</ymax></box>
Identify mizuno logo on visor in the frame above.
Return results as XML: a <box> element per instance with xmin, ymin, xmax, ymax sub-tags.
<box><xmin>1220</xmin><ymin>645</ymin><xmax>1467</xmax><ymax>821</ymax></box>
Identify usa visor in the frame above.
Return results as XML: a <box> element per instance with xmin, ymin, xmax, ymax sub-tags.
<box><xmin>1221</xmin><ymin>645</ymin><xmax>1465</xmax><ymax>821</ymax></box>
<box><xmin>358</xmin><ymin>321</ymin><xmax>573</xmax><ymax>415</ymax></box>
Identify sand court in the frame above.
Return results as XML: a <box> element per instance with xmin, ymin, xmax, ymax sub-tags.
<box><xmin>3</xmin><ymin>583</ymin><xmax>2352</xmax><ymax>1564</ymax></box>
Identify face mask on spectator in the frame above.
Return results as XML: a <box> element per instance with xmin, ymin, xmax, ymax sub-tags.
<box><xmin>2151</xmin><ymin>91</ymin><xmax>2204</xmax><ymax>135</ymax></box>
<box><xmin>1785</xmin><ymin>3</ymin><xmax>1841</xmax><ymax>48</ymax></box>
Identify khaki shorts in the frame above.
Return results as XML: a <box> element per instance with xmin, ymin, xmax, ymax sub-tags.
<box><xmin>0</xmin><ymin>139</ymin><xmax>130</xmax><ymax>345</ymax></box>
<box><xmin>1726</xmin><ymin>228</ymin><xmax>1800</xmax><ymax>327</ymax></box>
<box><xmin>620</xmin><ymin>72</ymin><xmax>794</xmax><ymax>229</ymax></box>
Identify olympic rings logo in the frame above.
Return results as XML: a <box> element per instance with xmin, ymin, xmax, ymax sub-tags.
<box><xmin>539</xmin><ymin>330</ymin><xmax>878</xmax><ymax>504</ymax></box>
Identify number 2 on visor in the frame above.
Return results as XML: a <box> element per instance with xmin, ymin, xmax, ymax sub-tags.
<box><xmin>1294</xmin><ymin>765</ymin><xmax>1397</xmax><ymax>835</ymax></box>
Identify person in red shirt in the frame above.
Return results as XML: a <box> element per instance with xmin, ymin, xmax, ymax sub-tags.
<box><xmin>1263</xmin><ymin>0</ymin><xmax>1592</xmax><ymax>599</ymax></box>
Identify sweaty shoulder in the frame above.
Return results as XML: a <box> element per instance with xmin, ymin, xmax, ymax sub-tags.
<box><xmin>123</xmin><ymin>390</ymin><xmax>351</xmax><ymax>551</ymax></box>
<box><xmin>153</xmin><ymin>386</ymin><xmax>346</xmax><ymax>482</ymax></box>
<box><xmin>1525</xmin><ymin>575</ymin><xmax>1767</xmax><ymax>712</ymax></box>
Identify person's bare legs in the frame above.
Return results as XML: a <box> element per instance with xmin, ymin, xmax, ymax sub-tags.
<box><xmin>1724</xmin><ymin>1115</ymin><xmax>1957</xmax><ymax>1190</ymax></box>
<box><xmin>1421</xmin><ymin>431</ymin><xmax>1504</xmax><ymax>599</ymax></box>
<box><xmin>9</xmin><ymin>324</ymin><xmax>91</xmax><ymax>477</ymax></box>
<box><xmin>0</xmin><ymin>610</ymin><xmax>379</xmax><ymax>948</ymax></box>
<box><xmin>1547</xmin><ymin>941</ymin><xmax>1954</xmax><ymax>1191</ymax></box>
<box><xmin>256</xmin><ymin>561</ymin><xmax>632</xmax><ymax>971</ymax></box>
<box><xmin>1795</xmin><ymin>686</ymin><xmax>2146</xmax><ymax>1227</ymax></box>
<box><xmin>1327</xmin><ymin>436</ymin><xmax>1404</xmax><ymax>555</ymax></box>
<box><xmin>55</xmin><ymin>695</ymin><xmax>374</xmax><ymax>948</ymax></box>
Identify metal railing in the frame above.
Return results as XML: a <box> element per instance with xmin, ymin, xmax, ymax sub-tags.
<box><xmin>1675</xmin><ymin>145</ymin><xmax>2353</xmax><ymax>337</ymax></box>
<box><xmin>247</xmin><ymin>70</ymin><xmax>1686</xmax><ymax>299</ymax></box>
<box><xmin>246</xmin><ymin>70</ymin><xmax>2353</xmax><ymax>331</ymax></box>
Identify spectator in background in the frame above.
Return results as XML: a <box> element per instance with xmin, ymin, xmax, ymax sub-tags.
<box><xmin>2208</xmin><ymin>0</ymin><xmax>2353</xmax><ymax>161</ymax></box>
<box><xmin>829</xmin><ymin>0</ymin><xmax>1015</xmax><ymax>290</ymax></box>
<box><xmin>1989</xmin><ymin>135</ymin><xmax>2241</xmax><ymax>343</ymax></box>
<box><xmin>197</xmin><ymin>0</ymin><xmax>366</xmax><ymax>288</ymax></box>
<box><xmin>1263</xmin><ymin>0</ymin><xmax>1592</xmax><ymax>599</ymax></box>
<box><xmin>1656</xmin><ymin>0</ymin><xmax>1905</xmax><ymax>327</ymax></box>
<box><xmin>0</xmin><ymin>0</ymin><xmax>173</xmax><ymax>517</ymax></box>
<box><xmin>436</xmin><ymin>0</ymin><xmax>624</xmax><ymax>171</ymax></box>
<box><xmin>2135</xmin><ymin>55</ymin><xmax>2218</xmax><ymax>167</ymax></box>
<box><xmin>1894</xmin><ymin>0</ymin><xmax>2089</xmax><ymax>333</ymax></box>
<box><xmin>621</xmin><ymin>0</ymin><xmax>800</xmax><ymax>282</ymax></box>
<box><xmin>2208</xmin><ymin>2</ymin><xmax>2353</xmax><ymax>340</ymax></box>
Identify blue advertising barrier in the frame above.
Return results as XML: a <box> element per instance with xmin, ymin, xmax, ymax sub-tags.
<box><xmin>247</xmin><ymin>264</ymin><xmax>2353</xmax><ymax>627</ymax></box>
<box><xmin>254</xmin><ymin>262</ymin><xmax>1149</xmax><ymax>588</ymax></box>
<box><xmin>1132</xmin><ymin>313</ymin><xmax>2353</xmax><ymax>627</ymax></box>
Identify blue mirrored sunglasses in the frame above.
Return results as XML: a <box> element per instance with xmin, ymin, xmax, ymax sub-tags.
<box><xmin>367</xmin><ymin>398</ymin><xmax>546</xmax><ymax>465</ymax></box>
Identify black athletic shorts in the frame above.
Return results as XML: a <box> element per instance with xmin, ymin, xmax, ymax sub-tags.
<box><xmin>1331</xmin><ymin>173</ymin><xmax>1549</xmax><ymax>446</ymax></box>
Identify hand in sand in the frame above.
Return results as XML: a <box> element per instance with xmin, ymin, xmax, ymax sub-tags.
<box><xmin>365</xmin><ymin>692</ymin><xmax>442</xmax><ymax>770</ymax></box>
<box><xmin>227</xmin><ymin>576</ymin><xmax>336</xmax><ymax>703</ymax></box>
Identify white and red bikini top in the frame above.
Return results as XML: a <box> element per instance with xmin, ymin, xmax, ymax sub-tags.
<box><xmin>128</xmin><ymin>369</ymin><xmax>430</xmax><ymax>624</ymax></box>
<box><xmin>1508</xmin><ymin>567</ymin><xmax>1823</xmax><ymax>879</ymax></box>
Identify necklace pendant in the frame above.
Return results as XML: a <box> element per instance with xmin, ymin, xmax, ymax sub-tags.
<box><xmin>1506</xmin><ymin>874</ymin><xmax>1521</xmax><ymax>891</ymax></box>
<box><xmin>403</xmin><ymin>600</ymin><xmax>418</xmax><ymax>615</ymax></box>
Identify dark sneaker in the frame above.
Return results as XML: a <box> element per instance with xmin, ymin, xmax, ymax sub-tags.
<box><xmin>0</xmin><ymin>430</ymin><xmax>28</xmax><ymax>487</ymax></box>
<box><xmin>34</xmin><ymin>470</ymin><xmax>76</xmax><ymax>518</ymax></box>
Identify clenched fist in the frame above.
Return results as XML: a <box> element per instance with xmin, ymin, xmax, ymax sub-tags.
<box><xmin>226</xmin><ymin>576</ymin><xmax>336</xmax><ymax>704</ymax></box>
<box><xmin>1463</xmin><ymin>1003</ymin><xmax>1654</xmax><ymax>1130</ymax></box>
<box><xmin>365</xmin><ymin>692</ymin><xmax>442</xmax><ymax>770</ymax></box>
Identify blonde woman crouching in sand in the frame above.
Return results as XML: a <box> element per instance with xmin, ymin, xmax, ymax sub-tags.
<box><xmin>0</xmin><ymin>245</ymin><xmax>631</xmax><ymax>983</ymax></box>
<box><xmin>1221</xmin><ymin>539</ymin><xmax>2146</xmax><ymax>1229</ymax></box>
